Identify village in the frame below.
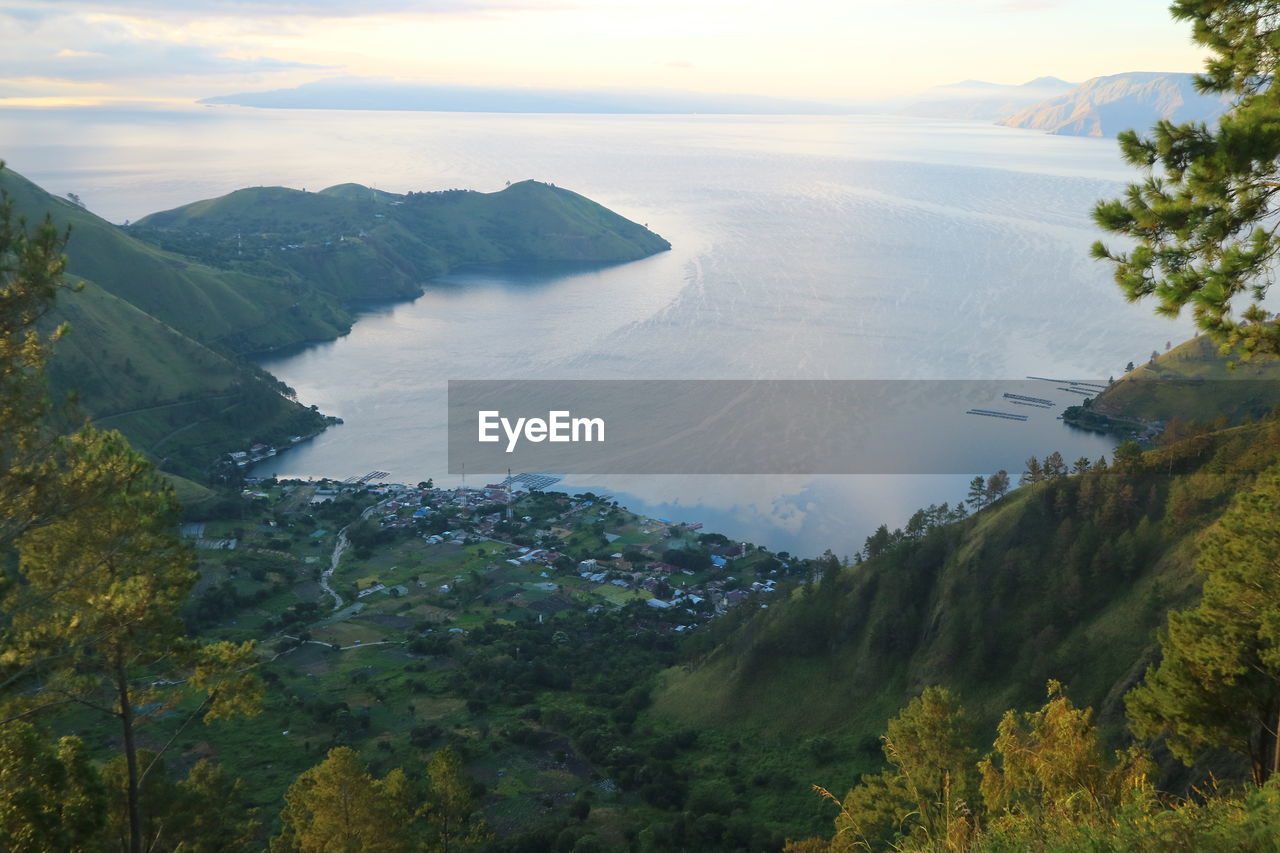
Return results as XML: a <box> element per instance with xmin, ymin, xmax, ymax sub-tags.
<box><xmin>185</xmin><ymin>473</ymin><xmax>795</xmax><ymax>654</ymax></box>
<box><xmin>165</xmin><ymin>473</ymin><xmax>807</xmax><ymax>828</ymax></box>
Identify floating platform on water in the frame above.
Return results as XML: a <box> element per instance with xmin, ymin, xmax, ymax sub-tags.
<box><xmin>500</xmin><ymin>472</ymin><xmax>562</xmax><ymax>492</ymax></box>
<box><xmin>343</xmin><ymin>470</ymin><xmax>390</xmax><ymax>484</ymax></box>
<box><xmin>966</xmin><ymin>409</ymin><xmax>1029</xmax><ymax>421</ymax></box>
<box><xmin>1057</xmin><ymin>387</ymin><xmax>1093</xmax><ymax>396</ymax></box>
<box><xmin>1004</xmin><ymin>393</ymin><xmax>1055</xmax><ymax>406</ymax></box>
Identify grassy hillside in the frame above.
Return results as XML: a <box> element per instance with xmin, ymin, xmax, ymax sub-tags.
<box><xmin>1</xmin><ymin>167</ymin><xmax>330</xmax><ymax>478</ymax></box>
<box><xmin>654</xmin><ymin>419</ymin><xmax>1280</xmax><ymax>772</ymax></box>
<box><xmin>4</xmin><ymin>167</ymin><xmax>668</xmax><ymax>480</ymax></box>
<box><xmin>1065</xmin><ymin>334</ymin><xmax>1280</xmax><ymax>434</ymax></box>
<box><xmin>0</xmin><ymin>168</ymin><xmax>353</xmax><ymax>355</ymax></box>
<box><xmin>131</xmin><ymin>179</ymin><xmax>671</xmax><ymax>309</ymax></box>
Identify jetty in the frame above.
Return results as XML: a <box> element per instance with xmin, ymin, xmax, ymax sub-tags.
<box><xmin>343</xmin><ymin>470</ymin><xmax>390</xmax><ymax>485</ymax></box>
<box><xmin>1003</xmin><ymin>393</ymin><xmax>1054</xmax><ymax>406</ymax></box>
<box><xmin>966</xmin><ymin>409</ymin><xmax>1029</xmax><ymax>421</ymax></box>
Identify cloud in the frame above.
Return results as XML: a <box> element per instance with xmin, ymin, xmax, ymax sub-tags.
<box><xmin>3</xmin><ymin>0</ymin><xmax>561</xmax><ymax>18</ymax></box>
<box><xmin>664</xmin><ymin>60</ymin><xmax>694</xmax><ymax>69</ymax></box>
<box><xmin>7</xmin><ymin>42</ymin><xmax>328</xmax><ymax>81</ymax></box>
<box><xmin>0</xmin><ymin>11</ymin><xmax>330</xmax><ymax>85</ymax></box>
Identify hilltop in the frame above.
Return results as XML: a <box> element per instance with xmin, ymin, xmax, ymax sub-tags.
<box><xmin>0</xmin><ymin>167</ymin><xmax>332</xmax><ymax>485</ymax></box>
<box><xmin>1063</xmin><ymin>335</ymin><xmax>1280</xmax><ymax>437</ymax></box>
<box><xmin>3</xmin><ymin>167</ymin><xmax>669</xmax><ymax>481</ymax></box>
<box><xmin>131</xmin><ymin>180</ymin><xmax>669</xmax><ymax>318</ymax></box>
<box><xmin>996</xmin><ymin>71</ymin><xmax>1232</xmax><ymax>137</ymax></box>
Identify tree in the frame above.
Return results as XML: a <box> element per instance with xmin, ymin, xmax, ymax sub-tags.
<box><xmin>422</xmin><ymin>747</ymin><xmax>488</xmax><ymax>853</ymax></box>
<box><xmin>1072</xmin><ymin>456</ymin><xmax>1092</xmax><ymax>475</ymax></box>
<box><xmin>274</xmin><ymin>747</ymin><xmax>411</xmax><ymax>852</ymax></box>
<box><xmin>0</xmin><ymin>161</ymin><xmax>261</xmax><ymax>853</ymax></box>
<box><xmin>1091</xmin><ymin>1</ymin><xmax>1280</xmax><ymax>360</ymax></box>
<box><xmin>1019</xmin><ymin>456</ymin><xmax>1043</xmax><ymax>486</ymax></box>
<box><xmin>820</xmin><ymin>687</ymin><xmax>977</xmax><ymax>851</ymax></box>
<box><xmin>980</xmin><ymin>682</ymin><xmax>1151</xmax><ymax>836</ymax></box>
<box><xmin>0</xmin><ymin>722</ymin><xmax>106</xmax><ymax>851</ymax></box>
<box><xmin>4</xmin><ymin>430</ymin><xmax>261</xmax><ymax>853</ymax></box>
<box><xmin>0</xmin><ymin>161</ymin><xmax>80</xmax><ymax>549</ymax></box>
<box><xmin>166</xmin><ymin>759</ymin><xmax>262</xmax><ymax>853</ymax></box>
<box><xmin>1043</xmin><ymin>451</ymin><xmax>1068</xmax><ymax>480</ymax></box>
<box><xmin>1112</xmin><ymin>440</ymin><xmax>1144</xmax><ymax>469</ymax></box>
<box><xmin>966</xmin><ymin>476</ymin><xmax>988</xmax><ymax>509</ymax></box>
<box><xmin>863</xmin><ymin>524</ymin><xmax>892</xmax><ymax>560</ymax></box>
<box><xmin>1127</xmin><ymin>462</ymin><xmax>1280</xmax><ymax>785</ymax></box>
<box><xmin>985</xmin><ymin>470</ymin><xmax>1010</xmax><ymax>503</ymax></box>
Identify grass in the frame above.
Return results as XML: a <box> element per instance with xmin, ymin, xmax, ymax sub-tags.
<box><xmin>1092</xmin><ymin>335</ymin><xmax>1280</xmax><ymax>426</ymax></box>
<box><xmin>6</xmin><ymin>165</ymin><xmax>670</xmax><ymax>483</ymax></box>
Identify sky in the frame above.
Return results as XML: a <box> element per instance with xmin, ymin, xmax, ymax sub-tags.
<box><xmin>0</xmin><ymin>0</ymin><xmax>1209</xmax><ymax>107</ymax></box>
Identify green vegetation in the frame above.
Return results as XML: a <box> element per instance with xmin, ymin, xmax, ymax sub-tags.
<box><xmin>5</xmin><ymin>0</ymin><xmax>1280</xmax><ymax>845</ymax></box>
<box><xmin>1091</xmin><ymin>1</ymin><xmax>1280</xmax><ymax>360</ymax></box>
<box><xmin>0</xmin><ymin>167</ymin><xmax>669</xmax><ymax>482</ymax></box>
<box><xmin>790</xmin><ymin>454</ymin><xmax>1280</xmax><ymax>852</ymax></box>
<box><xmin>1063</xmin><ymin>334</ymin><xmax>1280</xmax><ymax>438</ymax></box>
<box><xmin>132</xmin><ymin>181</ymin><xmax>670</xmax><ymax>300</ymax></box>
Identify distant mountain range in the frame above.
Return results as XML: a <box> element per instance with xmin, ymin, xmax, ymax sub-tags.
<box><xmin>200</xmin><ymin>78</ymin><xmax>858</xmax><ymax>115</ymax></box>
<box><xmin>895</xmin><ymin>76</ymin><xmax>1076</xmax><ymax>121</ymax></box>
<box><xmin>199</xmin><ymin>72</ymin><xmax>1233</xmax><ymax>137</ymax></box>
<box><xmin>996</xmin><ymin>72</ymin><xmax>1233</xmax><ymax>137</ymax></box>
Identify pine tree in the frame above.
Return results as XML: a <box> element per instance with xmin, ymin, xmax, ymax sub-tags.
<box><xmin>274</xmin><ymin>747</ymin><xmax>412</xmax><ymax>852</ymax></box>
<box><xmin>1126</xmin><ymin>462</ymin><xmax>1280</xmax><ymax>784</ymax></box>
<box><xmin>0</xmin><ymin>722</ymin><xmax>106</xmax><ymax>851</ymax></box>
<box><xmin>0</xmin><ymin>161</ymin><xmax>80</xmax><ymax>549</ymax></box>
<box><xmin>1092</xmin><ymin>1</ymin><xmax>1280</xmax><ymax>360</ymax></box>
<box><xmin>980</xmin><ymin>682</ymin><xmax>1151</xmax><ymax>834</ymax></box>
<box><xmin>986</xmin><ymin>470</ymin><xmax>1010</xmax><ymax>502</ymax></box>
<box><xmin>1019</xmin><ymin>456</ymin><xmax>1043</xmax><ymax>486</ymax></box>
<box><xmin>0</xmin><ymin>166</ymin><xmax>261</xmax><ymax>853</ymax></box>
<box><xmin>823</xmin><ymin>687</ymin><xmax>977</xmax><ymax>851</ymax></box>
<box><xmin>966</xmin><ymin>475</ymin><xmax>988</xmax><ymax>509</ymax></box>
<box><xmin>422</xmin><ymin>747</ymin><xmax>489</xmax><ymax>853</ymax></box>
<box><xmin>1043</xmin><ymin>451</ymin><xmax>1068</xmax><ymax>480</ymax></box>
<box><xmin>6</xmin><ymin>431</ymin><xmax>262</xmax><ymax>853</ymax></box>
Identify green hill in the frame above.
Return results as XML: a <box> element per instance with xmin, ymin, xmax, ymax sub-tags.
<box><xmin>0</xmin><ymin>168</ymin><xmax>329</xmax><ymax>480</ymax></box>
<box><xmin>0</xmin><ymin>169</ymin><xmax>353</xmax><ymax>356</ymax></box>
<box><xmin>1068</xmin><ymin>335</ymin><xmax>1280</xmax><ymax>433</ymax></box>
<box><xmin>2</xmin><ymin>167</ymin><xmax>669</xmax><ymax>480</ymax></box>
<box><xmin>654</xmin><ymin>419</ymin><xmax>1280</xmax><ymax>776</ymax></box>
<box><xmin>131</xmin><ymin>179</ymin><xmax>671</xmax><ymax>317</ymax></box>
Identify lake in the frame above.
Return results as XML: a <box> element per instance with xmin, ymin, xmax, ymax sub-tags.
<box><xmin>0</xmin><ymin>106</ymin><xmax>1192</xmax><ymax>555</ymax></box>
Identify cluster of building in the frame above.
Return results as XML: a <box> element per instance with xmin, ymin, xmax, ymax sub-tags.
<box><xmin>273</xmin><ymin>477</ymin><xmax>788</xmax><ymax>629</ymax></box>
<box><xmin>228</xmin><ymin>437</ymin><xmax>305</xmax><ymax>468</ymax></box>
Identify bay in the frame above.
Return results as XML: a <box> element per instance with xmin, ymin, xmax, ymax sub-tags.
<box><xmin>0</xmin><ymin>106</ymin><xmax>1188</xmax><ymax>555</ymax></box>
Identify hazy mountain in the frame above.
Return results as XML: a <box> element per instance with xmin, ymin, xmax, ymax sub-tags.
<box><xmin>996</xmin><ymin>71</ymin><xmax>1233</xmax><ymax>137</ymax></box>
<box><xmin>200</xmin><ymin>77</ymin><xmax>855</xmax><ymax>114</ymax></box>
<box><xmin>896</xmin><ymin>76</ymin><xmax>1075</xmax><ymax>121</ymax></box>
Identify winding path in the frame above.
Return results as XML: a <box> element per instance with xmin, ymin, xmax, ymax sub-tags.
<box><xmin>320</xmin><ymin>528</ymin><xmax>349</xmax><ymax>611</ymax></box>
<box><xmin>319</xmin><ymin>498</ymin><xmax>390</xmax><ymax>611</ymax></box>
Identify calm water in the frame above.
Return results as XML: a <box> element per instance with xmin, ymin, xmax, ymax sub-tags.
<box><xmin>0</xmin><ymin>106</ymin><xmax>1192</xmax><ymax>555</ymax></box>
